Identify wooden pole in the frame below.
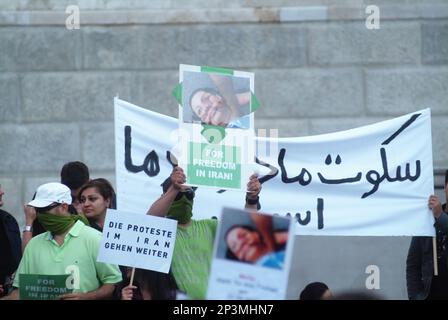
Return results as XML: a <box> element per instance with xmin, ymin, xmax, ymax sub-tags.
<box><xmin>433</xmin><ymin>237</ymin><xmax>438</xmax><ymax>276</ymax></box>
<box><xmin>129</xmin><ymin>267</ymin><xmax>136</xmax><ymax>286</ymax></box>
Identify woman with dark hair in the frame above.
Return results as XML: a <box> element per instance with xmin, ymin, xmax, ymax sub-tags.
<box><xmin>119</xmin><ymin>268</ymin><xmax>178</xmax><ymax>300</ymax></box>
<box><xmin>300</xmin><ymin>282</ymin><xmax>333</xmax><ymax>300</ymax></box>
<box><xmin>78</xmin><ymin>178</ymin><xmax>116</xmax><ymax>232</ymax></box>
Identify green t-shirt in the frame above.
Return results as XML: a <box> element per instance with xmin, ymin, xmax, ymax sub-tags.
<box><xmin>171</xmin><ymin>219</ymin><xmax>218</xmax><ymax>299</ymax></box>
<box><xmin>13</xmin><ymin>221</ymin><xmax>122</xmax><ymax>293</ymax></box>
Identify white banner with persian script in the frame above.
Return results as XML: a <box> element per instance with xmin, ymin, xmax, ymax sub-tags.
<box><xmin>114</xmin><ymin>98</ymin><xmax>435</xmax><ymax>236</ymax></box>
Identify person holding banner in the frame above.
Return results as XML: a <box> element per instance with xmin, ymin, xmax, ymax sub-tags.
<box><xmin>406</xmin><ymin>170</ymin><xmax>448</xmax><ymax>300</ymax></box>
<box><xmin>2</xmin><ymin>182</ymin><xmax>122</xmax><ymax>300</ymax></box>
<box><xmin>118</xmin><ymin>267</ymin><xmax>178</xmax><ymax>300</ymax></box>
<box><xmin>147</xmin><ymin>166</ymin><xmax>261</xmax><ymax>299</ymax></box>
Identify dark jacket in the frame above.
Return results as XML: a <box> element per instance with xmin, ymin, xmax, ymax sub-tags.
<box><xmin>0</xmin><ymin>209</ymin><xmax>21</xmax><ymax>288</ymax></box>
<box><xmin>406</xmin><ymin>206</ymin><xmax>448</xmax><ymax>300</ymax></box>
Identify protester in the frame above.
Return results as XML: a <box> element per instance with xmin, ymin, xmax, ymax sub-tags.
<box><xmin>299</xmin><ymin>282</ymin><xmax>333</xmax><ymax>300</ymax></box>
<box><xmin>1</xmin><ymin>182</ymin><xmax>122</xmax><ymax>300</ymax></box>
<box><xmin>78</xmin><ymin>178</ymin><xmax>116</xmax><ymax>232</ymax></box>
<box><xmin>118</xmin><ymin>268</ymin><xmax>178</xmax><ymax>300</ymax></box>
<box><xmin>406</xmin><ymin>170</ymin><xmax>448</xmax><ymax>300</ymax></box>
<box><xmin>22</xmin><ymin>161</ymin><xmax>91</xmax><ymax>250</ymax></box>
<box><xmin>61</xmin><ymin>161</ymin><xmax>90</xmax><ymax>213</ymax></box>
<box><xmin>147</xmin><ymin>166</ymin><xmax>261</xmax><ymax>299</ymax></box>
<box><xmin>0</xmin><ymin>184</ymin><xmax>21</xmax><ymax>298</ymax></box>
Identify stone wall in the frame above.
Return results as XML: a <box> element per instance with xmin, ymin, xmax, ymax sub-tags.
<box><xmin>0</xmin><ymin>0</ymin><xmax>447</xmax><ymax>299</ymax></box>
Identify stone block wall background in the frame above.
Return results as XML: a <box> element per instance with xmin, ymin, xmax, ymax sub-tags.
<box><xmin>0</xmin><ymin>0</ymin><xmax>447</xmax><ymax>299</ymax></box>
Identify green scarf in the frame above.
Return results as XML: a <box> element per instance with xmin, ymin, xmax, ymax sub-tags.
<box><xmin>167</xmin><ymin>196</ymin><xmax>193</xmax><ymax>224</ymax></box>
<box><xmin>37</xmin><ymin>212</ymin><xmax>89</xmax><ymax>235</ymax></box>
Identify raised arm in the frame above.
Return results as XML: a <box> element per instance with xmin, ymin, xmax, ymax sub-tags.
<box><xmin>429</xmin><ymin>194</ymin><xmax>448</xmax><ymax>233</ymax></box>
<box><xmin>21</xmin><ymin>205</ymin><xmax>36</xmax><ymax>252</ymax></box>
<box><xmin>147</xmin><ymin>167</ymin><xmax>186</xmax><ymax>217</ymax></box>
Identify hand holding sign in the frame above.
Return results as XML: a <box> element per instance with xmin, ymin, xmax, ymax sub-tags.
<box><xmin>170</xmin><ymin>167</ymin><xmax>187</xmax><ymax>191</ymax></box>
<box><xmin>245</xmin><ymin>174</ymin><xmax>261</xmax><ymax>210</ymax></box>
<box><xmin>428</xmin><ymin>195</ymin><xmax>443</xmax><ymax>219</ymax></box>
<box><xmin>121</xmin><ymin>285</ymin><xmax>137</xmax><ymax>300</ymax></box>
<box><xmin>246</xmin><ymin>174</ymin><xmax>261</xmax><ymax>198</ymax></box>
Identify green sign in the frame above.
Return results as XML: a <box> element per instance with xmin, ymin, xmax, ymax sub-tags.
<box><xmin>19</xmin><ymin>274</ymin><xmax>73</xmax><ymax>300</ymax></box>
<box><xmin>188</xmin><ymin>142</ymin><xmax>241</xmax><ymax>189</ymax></box>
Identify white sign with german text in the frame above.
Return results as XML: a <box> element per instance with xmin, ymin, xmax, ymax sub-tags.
<box><xmin>97</xmin><ymin>209</ymin><xmax>177</xmax><ymax>273</ymax></box>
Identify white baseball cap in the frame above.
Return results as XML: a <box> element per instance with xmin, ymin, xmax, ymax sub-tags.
<box><xmin>28</xmin><ymin>182</ymin><xmax>72</xmax><ymax>208</ymax></box>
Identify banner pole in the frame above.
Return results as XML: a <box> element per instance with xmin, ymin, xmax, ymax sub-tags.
<box><xmin>433</xmin><ymin>237</ymin><xmax>438</xmax><ymax>276</ymax></box>
<box><xmin>129</xmin><ymin>267</ymin><xmax>136</xmax><ymax>286</ymax></box>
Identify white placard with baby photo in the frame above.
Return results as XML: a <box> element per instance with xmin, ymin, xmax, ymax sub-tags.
<box><xmin>207</xmin><ymin>207</ymin><xmax>295</xmax><ymax>300</ymax></box>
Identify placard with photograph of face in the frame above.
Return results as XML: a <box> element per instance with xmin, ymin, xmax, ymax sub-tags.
<box><xmin>181</xmin><ymin>70</ymin><xmax>251</xmax><ymax>129</ymax></box>
<box><xmin>177</xmin><ymin>64</ymin><xmax>256</xmax><ymax>191</ymax></box>
<box><xmin>207</xmin><ymin>207</ymin><xmax>295</xmax><ymax>300</ymax></box>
